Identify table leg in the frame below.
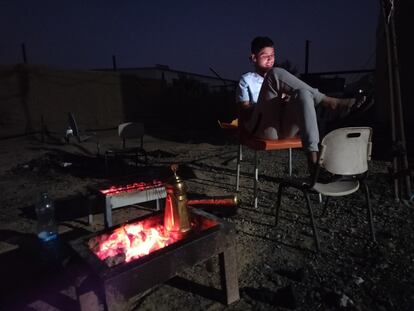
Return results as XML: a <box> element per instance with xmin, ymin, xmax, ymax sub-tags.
<box><xmin>219</xmin><ymin>246</ymin><xmax>240</xmax><ymax>305</ymax></box>
<box><xmin>105</xmin><ymin>198</ymin><xmax>112</xmax><ymax>228</ymax></box>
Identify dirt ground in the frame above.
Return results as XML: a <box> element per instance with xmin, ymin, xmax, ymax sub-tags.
<box><xmin>0</xmin><ymin>126</ymin><xmax>413</xmax><ymax>311</ymax></box>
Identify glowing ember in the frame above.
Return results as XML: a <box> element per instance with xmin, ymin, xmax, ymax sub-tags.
<box><xmin>88</xmin><ymin>221</ymin><xmax>179</xmax><ymax>266</ymax></box>
<box><xmin>100</xmin><ymin>180</ymin><xmax>163</xmax><ymax>196</ymax></box>
<box><xmin>88</xmin><ymin>213</ymin><xmax>219</xmax><ymax>267</ymax></box>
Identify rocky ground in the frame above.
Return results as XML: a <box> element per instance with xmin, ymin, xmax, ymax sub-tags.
<box><xmin>0</xmin><ymin>126</ymin><xmax>413</xmax><ymax>311</ymax></box>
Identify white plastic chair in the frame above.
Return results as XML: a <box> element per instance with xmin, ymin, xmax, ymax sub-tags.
<box><xmin>274</xmin><ymin>127</ymin><xmax>376</xmax><ymax>251</ymax></box>
<box><xmin>104</xmin><ymin>122</ymin><xmax>147</xmax><ymax>175</ymax></box>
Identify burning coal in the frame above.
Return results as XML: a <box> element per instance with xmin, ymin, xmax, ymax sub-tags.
<box><xmin>88</xmin><ymin>212</ymin><xmax>219</xmax><ymax>267</ymax></box>
<box><xmin>88</xmin><ymin>220</ymin><xmax>180</xmax><ymax>267</ymax></box>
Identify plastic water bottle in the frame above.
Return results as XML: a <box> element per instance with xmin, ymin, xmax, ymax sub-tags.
<box><xmin>35</xmin><ymin>192</ymin><xmax>59</xmax><ymax>261</ymax></box>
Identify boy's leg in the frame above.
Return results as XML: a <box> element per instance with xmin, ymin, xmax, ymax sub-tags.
<box><xmin>249</xmin><ymin>67</ymin><xmax>325</xmax><ymax>142</ymax></box>
<box><xmin>291</xmin><ymin>88</ymin><xmax>320</xmax><ymax>153</ymax></box>
<box><xmin>271</xmin><ymin>67</ymin><xmax>326</xmax><ymax>105</ymax></box>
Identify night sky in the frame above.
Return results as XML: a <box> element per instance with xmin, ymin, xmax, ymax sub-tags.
<box><xmin>0</xmin><ymin>0</ymin><xmax>380</xmax><ymax>80</ymax></box>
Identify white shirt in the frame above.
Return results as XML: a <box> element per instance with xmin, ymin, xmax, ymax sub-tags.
<box><xmin>235</xmin><ymin>72</ymin><xmax>264</xmax><ymax>105</ymax></box>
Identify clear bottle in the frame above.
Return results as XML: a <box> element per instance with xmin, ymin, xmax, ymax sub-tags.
<box><xmin>35</xmin><ymin>192</ymin><xmax>59</xmax><ymax>261</ymax></box>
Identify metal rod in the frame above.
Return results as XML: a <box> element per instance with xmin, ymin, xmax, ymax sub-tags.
<box><xmin>209</xmin><ymin>67</ymin><xmax>227</xmax><ymax>86</ymax></box>
<box><xmin>236</xmin><ymin>144</ymin><xmax>241</xmax><ymax>192</ymax></box>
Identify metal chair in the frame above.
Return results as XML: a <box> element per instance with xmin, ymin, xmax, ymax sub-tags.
<box><xmin>274</xmin><ymin>127</ymin><xmax>376</xmax><ymax>251</ymax></box>
<box><xmin>218</xmin><ymin>117</ymin><xmax>302</xmax><ymax>208</ymax></box>
<box><xmin>104</xmin><ymin>122</ymin><xmax>147</xmax><ymax>175</ymax></box>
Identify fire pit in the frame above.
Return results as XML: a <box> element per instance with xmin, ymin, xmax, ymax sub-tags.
<box><xmin>88</xmin><ymin>207</ymin><xmax>217</xmax><ymax>268</ymax></box>
<box><xmin>70</xmin><ymin>207</ymin><xmax>239</xmax><ymax>310</ymax></box>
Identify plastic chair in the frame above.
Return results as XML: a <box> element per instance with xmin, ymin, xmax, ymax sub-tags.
<box><xmin>274</xmin><ymin>127</ymin><xmax>376</xmax><ymax>251</ymax></box>
<box><xmin>218</xmin><ymin>117</ymin><xmax>302</xmax><ymax>208</ymax></box>
<box><xmin>104</xmin><ymin>122</ymin><xmax>147</xmax><ymax>175</ymax></box>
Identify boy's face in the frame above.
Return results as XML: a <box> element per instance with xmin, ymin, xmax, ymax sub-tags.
<box><xmin>251</xmin><ymin>46</ymin><xmax>275</xmax><ymax>73</ymax></box>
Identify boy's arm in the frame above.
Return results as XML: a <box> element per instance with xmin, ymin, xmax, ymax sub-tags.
<box><xmin>236</xmin><ymin>77</ymin><xmax>254</xmax><ymax>123</ymax></box>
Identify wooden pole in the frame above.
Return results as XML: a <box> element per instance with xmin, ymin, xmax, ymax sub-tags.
<box><xmin>21</xmin><ymin>43</ymin><xmax>28</xmax><ymax>64</ymax></box>
<box><xmin>381</xmin><ymin>0</ymin><xmax>400</xmax><ymax>201</ymax></box>
<box><xmin>381</xmin><ymin>0</ymin><xmax>412</xmax><ymax>202</ymax></box>
<box><xmin>389</xmin><ymin>12</ymin><xmax>412</xmax><ymax>199</ymax></box>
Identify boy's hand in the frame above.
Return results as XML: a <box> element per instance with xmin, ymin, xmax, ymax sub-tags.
<box><xmin>239</xmin><ymin>101</ymin><xmax>252</xmax><ymax>111</ymax></box>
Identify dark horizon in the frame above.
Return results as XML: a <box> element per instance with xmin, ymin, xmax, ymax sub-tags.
<box><xmin>0</xmin><ymin>1</ymin><xmax>380</xmax><ymax>81</ymax></box>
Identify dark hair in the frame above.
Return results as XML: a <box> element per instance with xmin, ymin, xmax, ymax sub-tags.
<box><xmin>251</xmin><ymin>36</ymin><xmax>274</xmax><ymax>54</ymax></box>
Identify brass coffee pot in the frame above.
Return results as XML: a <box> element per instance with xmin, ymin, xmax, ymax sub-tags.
<box><xmin>163</xmin><ymin>164</ymin><xmax>191</xmax><ymax>236</ymax></box>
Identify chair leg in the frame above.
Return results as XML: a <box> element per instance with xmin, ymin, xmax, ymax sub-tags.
<box><xmin>135</xmin><ymin>149</ymin><xmax>148</xmax><ymax>165</ymax></box>
<box><xmin>253</xmin><ymin>150</ymin><xmax>258</xmax><ymax>208</ymax></box>
<box><xmin>139</xmin><ymin>149</ymin><xmax>148</xmax><ymax>165</ymax></box>
<box><xmin>96</xmin><ymin>141</ymin><xmax>100</xmax><ymax>156</ymax></box>
<box><xmin>236</xmin><ymin>144</ymin><xmax>242</xmax><ymax>192</ymax></box>
<box><xmin>318</xmin><ymin>193</ymin><xmax>323</xmax><ymax>203</ymax></box>
<box><xmin>275</xmin><ymin>183</ymin><xmax>284</xmax><ymax>226</ymax></box>
<box><xmin>304</xmin><ymin>192</ymin><xmax>321</xmax><ymax>251</ymax></box>
<box><xmin>240</xmin><ymin>143</ymin><xmax>243</xmax><ymax>161</ymax></box>
<box><xmin>288</xmin><ymin>148</ymin><xmax>292</xmax><ymax>176</ymax></box>
<box><xmin>134</xmin><ymin>150</ymin><xmax>138</xmax><ymax>167</ymax></box>
<box><xmin>104</xmin><ymin>152</ymin><xmax>109</xmax><ymax>176</ymax></box>
<box><xmin>361</xmin><ymin>181</ymin><xmax>376</xmax><ymax>242</ymax></box>
<box><xmin>321</xmin><ymin>196</ymin><xmax>331</xmax><ymax>217</ymax></box>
